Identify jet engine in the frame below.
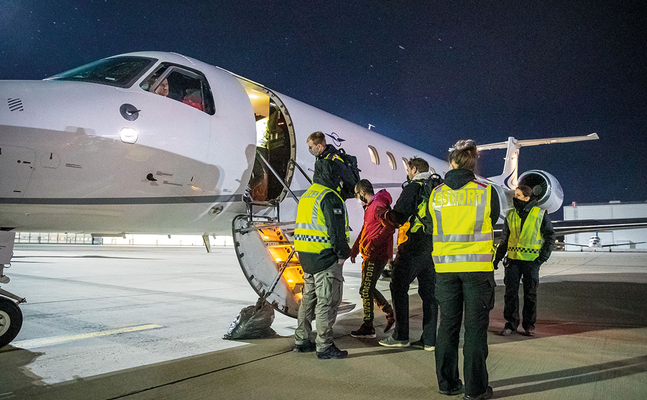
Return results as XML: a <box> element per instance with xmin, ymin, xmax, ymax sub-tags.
<box><xmin>517</xmin><ymin>170</ymin><xmax>564</xmax><ymax>213</ymax></box>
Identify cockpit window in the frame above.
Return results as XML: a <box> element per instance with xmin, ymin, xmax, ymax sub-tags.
<box><xmin>47</xmin><ymin>57</ymin><xmax>156</xmax><ymax>88</ymax></box>
<box><xmin>141</xmin><ymin>63</ymin><xmax>215</xmax><ymax>115</ymax></box>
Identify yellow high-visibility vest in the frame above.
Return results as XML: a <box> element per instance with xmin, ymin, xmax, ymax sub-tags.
<box><xmin>506</xmin><ymin>206</ymin><xmax>545</xmax><ymax>261</ymax></box>
<box><xmin>429</xmin><ymin>180</ymin><xmax>494</xmax><ymax>273</ymax></box>
<box><xmin>294</xmin><ymin>183</ymin><xmax>349</xmax><ymax>254</ymax></box>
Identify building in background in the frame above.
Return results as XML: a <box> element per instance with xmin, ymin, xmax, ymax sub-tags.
<box><xmin>14</xmin><ymin>232</ymin><xmax>233</xmax><ymax>247</ymax></box>
<box><xmin>563</xmin><ymin>201</ymin><xmax>647</xmax><ymax>251</ymax></box>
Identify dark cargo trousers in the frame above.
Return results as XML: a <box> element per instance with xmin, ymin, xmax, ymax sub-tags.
<box><xmin>360</xmin><ymin>257</ymin><xmax>393</xmax><ymax>324</ymax></box>
<box><xmin>435</xmin><ymin>271</ymin><xmax>495</xmax><ymax>398</ymax></box>
<box><xmin>294</xmin><ymin>262</ymin><xmax>343</xmax><ymax>352</ymax></box>
<box><xmin>503</xmin><ymin>260</ymin><xmax>540</xmax><ymax>331</ymax></box>
<box><xmin>389</xmin><ymin>250</ymin><xmax>437</xmax><ymax>345</ymax></box>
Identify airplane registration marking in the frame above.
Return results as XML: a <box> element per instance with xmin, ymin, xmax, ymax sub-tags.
<box><xmin>11</xmin><ymin>324</ymin><xmax>162</xmax><ymax>349</ymax></box>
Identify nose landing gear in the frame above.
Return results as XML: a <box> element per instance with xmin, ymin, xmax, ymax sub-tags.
<box><xmin>0</xmin><ymin>296</ymin><xmax>23</xmax><ymax>348</ymax></box>
<box><xmin>1</xmin><ymin>231</ymin><xmax>26</xmax><ymax>349</ymax></box>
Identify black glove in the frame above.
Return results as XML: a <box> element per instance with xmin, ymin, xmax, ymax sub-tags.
<box><xmin>493</xmin><ymin>260</ymin><xmax>500</xmax><ymax>270</ymax></box>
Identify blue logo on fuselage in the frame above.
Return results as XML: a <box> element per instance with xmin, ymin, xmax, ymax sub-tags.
<box><xmin>325</xmin><ymin>131</ymin><xmax>346</xmax><ymax>147</ymax></box>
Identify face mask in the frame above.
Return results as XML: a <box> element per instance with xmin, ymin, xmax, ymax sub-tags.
<box><xmin>309</xmin><ymin>145</ymin><xmax>321</xmax><ymax>157</ymax></box>
<box><xmin>513</xmin><ymin>197</ymin><xmax>528</xmax><ymax>211</ymax></box>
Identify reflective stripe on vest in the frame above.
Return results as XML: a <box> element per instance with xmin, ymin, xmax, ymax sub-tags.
<box><xmin>506</xmin><ymin>206</ymin><xmax>545</xmax><ymax>261</ymax></box>
<box><xmin>429</xmin><ymin>180</ymin><xmax>494</xmax><ymax>273</ymax></box>
<box><xmin>294</xmin><ymin>183</ymin><xmax>349</xmax><ymax>254</ymax></box>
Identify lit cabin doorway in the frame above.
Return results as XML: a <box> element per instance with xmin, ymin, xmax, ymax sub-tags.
<box><xmin>237</xmin><ymin>79</ymin><xmax>296</xmax><ymax>203</ymax></box>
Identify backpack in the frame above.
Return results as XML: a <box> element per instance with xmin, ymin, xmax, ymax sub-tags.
<box><xmin>324</xmin><ymin>148</ymin><xmax>361</xmax><ymax>200</ymax></box>
<box><xmin>415</xmin><ymin>173</ymin><xmax>444</xmax><ymax>233</ymax></box>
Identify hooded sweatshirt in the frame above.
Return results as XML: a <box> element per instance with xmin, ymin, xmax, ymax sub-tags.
<box><xmin>351</xmin><ymin>189</ymin><xmax>395</xmax><ymax>261</ymax></box>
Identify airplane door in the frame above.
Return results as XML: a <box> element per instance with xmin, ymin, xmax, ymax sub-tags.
<box><xmin>0</xmin><ymin>145</ymin><xmax>35</xmax><ymax>198</ymax></box>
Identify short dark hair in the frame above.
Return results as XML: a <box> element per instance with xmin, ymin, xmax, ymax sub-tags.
<box><xmin>408</xmin><ymin>157</ymin><xmax>429</xmax><ymax>173</ymax></box>
<box><xmin>355</xmin><ymin>179</ymin><xmax>374</xmax><ymax>195</ymax></box>
<box><xmin>307</xmin><ymin>131</ymin><xmax>326</xmax><ymax>145</ymax></box>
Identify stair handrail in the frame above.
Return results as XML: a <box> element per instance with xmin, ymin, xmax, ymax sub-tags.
<box><xmin>289</xmin><ymin>158</ymin><xmax>313</xmax><ymax>185</ymax></box>
<box><xmin>256</xmin><ymin>151</ymin><xmax>300</xmax><ymax>203</ymax></box>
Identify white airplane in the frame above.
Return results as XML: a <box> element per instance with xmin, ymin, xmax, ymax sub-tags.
<box><xmin>0</xmin><ymin>51</ymin><xmax>641</xmax><ymax>348</ymax></box>
<box><xmin>564</xmin><ymin>232</ymin><xmax>646</xmax><ymax>251</ymax></box>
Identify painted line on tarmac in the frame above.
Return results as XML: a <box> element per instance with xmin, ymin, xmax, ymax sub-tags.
<box><xmin>12</xmin><ymin>324</ymin><xmax>162</xmax><ymax>350</ymax></box>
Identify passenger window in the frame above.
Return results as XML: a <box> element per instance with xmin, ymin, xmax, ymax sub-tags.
<box><xmin>368</xmin><ymin>145</ymin><xmax>380</xmax><ymax>165</ymax></box>
<box><xmin>141</xmin><ymin>64</ymin><xmax>215</xmax><ymax>115</ymax></box>
<box><xmin>402</xmin><ymin>157</ymin><xmax>409</xmax><ymax>171</ymax></box>
<box><xmin>386</xmin><ymin>152</ymin><xmax>397</xmax><ymax>170</ymax></box>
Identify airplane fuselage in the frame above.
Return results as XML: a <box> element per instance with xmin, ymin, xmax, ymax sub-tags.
<box><xmin>1</xmin><ymin>52</ymin><xmax>447</xmax><ymax>235</ymax></box>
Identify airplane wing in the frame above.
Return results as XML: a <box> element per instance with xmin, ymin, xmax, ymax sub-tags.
<box><xmin>493</xmin><ymin>217</ymin><xmax>647</xmax><ymax>243</ymax></box>
<box><xmin>601</xmin><ymin>241</ymin><xmax>646</xmax><ymax>248</ymax></box>
<box><xmin>550</xmin><ymin>218</ymin><xmax>647</xmax><ymax>236</ymax></box>
<box><xmin>563</xmin><ymin>243</ymin><xmax>589</xmax><ymax>247</ymax></box>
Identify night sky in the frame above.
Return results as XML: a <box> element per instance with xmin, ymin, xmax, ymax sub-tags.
<box><xmin>2</xmin><ymin>0</ymin><xmax>646</xmax><ymax>211</ymax></box>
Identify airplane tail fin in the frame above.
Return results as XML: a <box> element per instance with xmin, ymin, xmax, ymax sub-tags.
<box><xmin>478</xmin><ymin>133</ymin><xmax>599</xmax><ymax>189</ymax></box>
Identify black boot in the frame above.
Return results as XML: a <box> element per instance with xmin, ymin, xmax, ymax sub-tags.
<box><xmin>350</xmin><ymin>323</ymin><xmax>376</xmax><ymax>338</ymax></box>
<box><xmin>316</xmin><ymin>343</ymin><xmax>348</xmax><ymax>359</ymax></box>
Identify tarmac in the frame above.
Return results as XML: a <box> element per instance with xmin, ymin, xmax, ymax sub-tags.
<box><xmin>1</xmin><ymin>245</ymin><xmax>647</xmax><ymax>400</ymax></box>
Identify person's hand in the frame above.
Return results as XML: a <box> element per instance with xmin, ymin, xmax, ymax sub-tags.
<box><xmin>493</xmin><ymin>260</ymin><xmax>499</xmax><ymax>270</ymax></box>
<box><xmin>381</xmin><ymin>210</ymin><xmax>395</xmax><ymax>228</ymax></box>
<box><xmin>350</xmin><ymin>256</ymin><xmax>356</xmax><ymax>264</ymax></box>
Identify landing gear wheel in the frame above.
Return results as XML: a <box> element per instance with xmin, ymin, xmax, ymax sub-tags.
<box><xmin>0</xmin><ymin>296</ymin><xmax>23</xmax><ymax>349</ymax></box>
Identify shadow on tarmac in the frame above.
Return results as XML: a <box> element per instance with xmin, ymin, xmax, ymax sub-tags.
<box><xmin>491</xmin><ymin>354</ymin><xmax>647</xmax><ymax>398</ymax></box>
<box><xmin>0</xmin><ymin>346</ymin><xmax>44</xmax><ymax>395</ymax></box>
<box><xmin>4</xmin><ymin>272</ymin><xmax>647</xmax><ymax>399</ymax></box>
<box><xmin>488</xmin><ymin>276</ymin><xmax>647</xmax><ymax>342</ymax></box>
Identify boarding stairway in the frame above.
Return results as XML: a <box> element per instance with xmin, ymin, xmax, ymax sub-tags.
<box><xmin>231</xmin><ymin>154</ymin><xmax>354</xmax><ymax>318</ymax></box>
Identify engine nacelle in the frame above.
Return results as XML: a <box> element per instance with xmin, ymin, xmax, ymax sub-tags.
<box><xmin>517</xmin><ymin>170</ymin><xmax>564</xmax><ymax>213</ymax></box>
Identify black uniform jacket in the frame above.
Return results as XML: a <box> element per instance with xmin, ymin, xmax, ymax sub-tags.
<box><xmin>384</xmin><ymin>173</ymin><xmax>433</xmax><ymax>255</ymax></box>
